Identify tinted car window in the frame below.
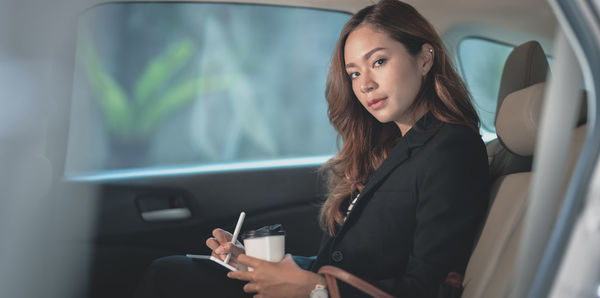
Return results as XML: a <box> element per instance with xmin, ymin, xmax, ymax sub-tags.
<box><xmin>66</xmin><ymin>3</ymin><xmax>350</xmax><ymax>176</ymax></box>
<box><xmin>458</xmin><ymin>38</ymin><xmax>513</xmax><ymax>142</ymax></box>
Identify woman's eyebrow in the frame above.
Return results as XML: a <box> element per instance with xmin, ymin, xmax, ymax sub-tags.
<box><xmin>345</xmin><ymin>47</ymin><xmax>387</xmax><ymax>68</ymax></box>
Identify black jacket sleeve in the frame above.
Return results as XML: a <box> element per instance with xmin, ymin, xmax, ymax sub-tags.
<box><xmin>393</xmin><ymin>127</ymin><xmax>490</xmax><ymax>298</ymax></box>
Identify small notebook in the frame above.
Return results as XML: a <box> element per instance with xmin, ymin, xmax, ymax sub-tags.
<box><xmin>185</xmin><ymin>254</ymin><xmax>238</xmax><ymax>271</ymax></box>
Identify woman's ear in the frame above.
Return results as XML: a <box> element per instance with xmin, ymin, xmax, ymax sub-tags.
<box><xmin>419</xmin><ymin>43</ymin><xmax>434</xmax><ymax>77</ymax></box>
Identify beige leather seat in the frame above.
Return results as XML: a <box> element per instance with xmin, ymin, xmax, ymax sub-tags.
<box><xmin>487</xmin><ymin>41</ymin><xmax>550</xmax><ymax>181</ymax></box>
<box><xmin>461</xmin><ymin>82</ymin><xmax>587</xmax><ymax>298</ymax></box>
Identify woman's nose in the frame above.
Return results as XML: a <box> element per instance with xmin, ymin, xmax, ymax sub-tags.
<box><xmin>360</xmin><ymin>78</ymin><xmax>377</xmax><ymax>94</ymax></box>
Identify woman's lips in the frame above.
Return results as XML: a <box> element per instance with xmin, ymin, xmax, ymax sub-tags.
<box><xmin>368</xmin><ymin>97</ymin><xmax>387</xmax><ymax>109</ymax></box>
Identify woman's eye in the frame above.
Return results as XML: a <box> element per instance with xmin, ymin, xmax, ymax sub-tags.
<box><xmin>374</xmin><ymin>58</ymin><xmax>386</xmax><ymax>67</ymax></box>
<box><xmin>349</xmin><ymin>72</ymin><xmax>360</xmax><ymax>79</ymax></box>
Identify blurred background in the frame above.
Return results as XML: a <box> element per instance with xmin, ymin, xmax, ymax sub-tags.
<box><xmin>0</xmin><ymin>0</ymin><xmax>95</xmax><ymax>297</ymax></box>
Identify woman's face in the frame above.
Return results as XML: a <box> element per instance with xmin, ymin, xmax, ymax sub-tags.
<box><xmin>344</xmin><ymin>24</ymin><xmax>433</xmax><ymax>133</ymax></box>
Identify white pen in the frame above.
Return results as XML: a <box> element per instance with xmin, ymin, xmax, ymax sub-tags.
<box><xmin>224</xmin><ymin>211</ymin><xmax>246</xmax><ymax>264</ymax></box>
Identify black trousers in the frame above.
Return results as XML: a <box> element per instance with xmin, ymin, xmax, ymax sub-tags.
<box><xmin>134</xmin><ymin>256</ymin><xmax>253</xmax><ymax>298</ymax></box>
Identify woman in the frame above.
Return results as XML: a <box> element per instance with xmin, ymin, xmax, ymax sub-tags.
<box><xmin>136</xmin><ymin>0</ymin><xmax>489</xmax><ymax>297</ymax></box>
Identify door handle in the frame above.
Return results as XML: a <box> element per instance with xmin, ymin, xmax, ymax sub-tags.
<box><xmin>141</xmin><ymin>208</ymin><xmax>191</xmax><ymax>222</ymax></box>
<box><xmin>137</xmin><ymin>195</ymin><xmax>192</xmax><ymax>222</ymax></box>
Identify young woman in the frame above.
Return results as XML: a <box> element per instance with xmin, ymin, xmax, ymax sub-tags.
<box><xmin>136</xmin><ymin>0</ymin><xmax>489</xmax><ymax>297</ymax></box>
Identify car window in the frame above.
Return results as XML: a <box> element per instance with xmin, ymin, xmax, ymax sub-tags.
<box><xmin>65</xmin><ymin>3</ymin><xmax>350</xmax><ymax>176</ymax></box>
<box><xmin>458</xmin><ymin>38</ymin><xmax>514</xmax><ymax>142</ymax></box>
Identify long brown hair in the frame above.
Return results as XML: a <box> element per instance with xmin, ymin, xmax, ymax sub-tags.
<box><xmin>319</xmin><ymin>0</ymin><xmax>480</xmax><ymax>236</ymax></box>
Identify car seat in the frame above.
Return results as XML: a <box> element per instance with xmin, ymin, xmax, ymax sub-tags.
<box><xmin>487</xmin><ymin>41</ymin><xmax>549</xmax><ymax>181</ymax></box>
<box><xmin>461</xmin><ymin>82</ymin><xmax>587</xmax><ymax>297</ymax></box>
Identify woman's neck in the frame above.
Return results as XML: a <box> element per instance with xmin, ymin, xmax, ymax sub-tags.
<box><xmin>394</xmin><ymin>105</ymin><xmax>429</xmax><ymax>136</ymax></box>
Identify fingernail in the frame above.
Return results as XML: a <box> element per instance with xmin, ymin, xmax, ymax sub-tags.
<box><xmin>226</xmin><ymin>272</ymin><xmax>232</xmax><ymax>278</ymax></box>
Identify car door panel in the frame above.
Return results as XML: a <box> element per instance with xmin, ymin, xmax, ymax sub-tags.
<box><xmin>85</xmin><ymin>165</ymin><xmax>326</xmax><ymax>298</ymax></box>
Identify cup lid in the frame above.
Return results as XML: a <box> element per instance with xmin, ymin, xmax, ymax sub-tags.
<box><xmin>241</xmin><ymin>224</ymin><xmax>285</xmax><ymax>239</ymax></box>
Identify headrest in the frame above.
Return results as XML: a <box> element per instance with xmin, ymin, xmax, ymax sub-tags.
<box><xmin>486</xmin><ymin>41</ymin><xmax>549</xmax><ymax>179</ymax></box>
<box><xmin>496</xmin><ymin>83</ymin><xmax>545</xmax><ymax>156</ymax></box>
<box><xmin>495</xmin><ymin>41</ymin><xmax>550</xmax><ymax>121</ymax></box>
<box><xmin>496</xmin><ymin>83</ymin><xmax>587</xmax><ymax>156</ymax></box>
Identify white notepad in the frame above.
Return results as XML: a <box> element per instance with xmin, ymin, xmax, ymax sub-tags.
<box><xmin>185</xmin><ymin>254</ymin><xmax>239</xmax><ymax>271</ymax></box>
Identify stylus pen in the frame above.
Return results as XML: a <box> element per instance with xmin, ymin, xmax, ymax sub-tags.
<box><xmin>224</xmin><ymin>211</ymin><xmax>245</xmax><ymax>264</ymax></box>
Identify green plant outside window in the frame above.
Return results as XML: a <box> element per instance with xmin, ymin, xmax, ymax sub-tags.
<box><xmin>66</xmin><ymin>3</ymin><xmax>350</xmax><ymax>174</ymax></box>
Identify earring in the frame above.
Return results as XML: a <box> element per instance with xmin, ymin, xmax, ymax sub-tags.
<box><xmin>429</xmin><ymin>48</ymin><xmax>433</xmax><ymax>53</ymax></box>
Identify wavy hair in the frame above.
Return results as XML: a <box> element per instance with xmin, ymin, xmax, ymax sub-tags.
<box><xmin>319</xmin><ymin>0</ymin><xmax>480</xmax><ymax>236</ymax></box>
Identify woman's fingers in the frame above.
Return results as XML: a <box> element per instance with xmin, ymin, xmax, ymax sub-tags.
<box><xmin>208</xmin><ymin>239</ymin><xmax>245</xmax><ymax>255</ymax></box>
<box><xmin>237</xmin><ymin>254</ymin><xmax>265</xmax><ymax>269</ymax></box>
<box><xmin>209</xmin><ymin>228</ymin><xmax>234</xmax><ymax>253</ymax></box>
<box><xmin>212</xmin><ymin>228</ymin><xmax>232</xmax><ymax>243</ymax></box>
<box><xmin>206</xmin><ymin>237</ymin><xmax>220</xmax><ymax>250</ymax></box>
<box><xmin>227</xmin><ymin>269</ymin><xmax>254</xmax><ymax>282</ymax></box>
<box><xmin>243</xmin><ymin>282</ymin><xmax>260</xmax><ymax>293</ymax></box>
<box><xmin>224</xmin><ymin>242</ymin><xmax>245</xmax><ymax>255</ymax></box>
<box><xmin>229</xmin><ymin>253</ymin><xmax>318</xmax><ymax>297</ymax></box>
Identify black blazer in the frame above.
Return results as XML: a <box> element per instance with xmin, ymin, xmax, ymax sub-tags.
<box><xmin>310</xmin><ymin>112</ymin><xmax>490</xmax><ymax>298</ymax></box>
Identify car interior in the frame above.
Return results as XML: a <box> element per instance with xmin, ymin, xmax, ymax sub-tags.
<box><xmin>65</xmin><ymin>1</ymin><xmax>596</xmax><ymax>297</ymax></box>
<box><xmin>1</xmin><ymin>0</ymin><xmax>599</xmax><ymax>297</ymax></box>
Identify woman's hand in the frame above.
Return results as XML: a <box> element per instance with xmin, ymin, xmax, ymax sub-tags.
<box><xmin>227</xmin><ymin>254</ymin><xmax>322</xmax><ymax>298</ymax></box>
<box><xmin>205</xmin><ymin>228</ymin><xmax>246</xmax><ymax>269</ymax></box>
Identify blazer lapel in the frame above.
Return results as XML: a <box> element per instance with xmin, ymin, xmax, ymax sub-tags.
<box><xmin>358</xmin><ymin>139</ymin><xmax>410</xmax><ymax>199</ymax></box>
<box><xmin>334</xmin><ymin>139</ymin><xmax>410</xmax><ymax>237</ymax></box>
<box><xmin>334</xmin><ymin>112</ymin><xmax>442</xmax><ymax>238</ymax></box>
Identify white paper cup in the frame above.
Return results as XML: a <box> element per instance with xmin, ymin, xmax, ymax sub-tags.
<box><xmin>244</xmin><ymin>235</ymin><xmax>285</xmax><ymax>262</ymax></box>
<box><xmin>242</xmin><ymin>224</ymin><xmax>285</xmax><ymax>270</ymax></box>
